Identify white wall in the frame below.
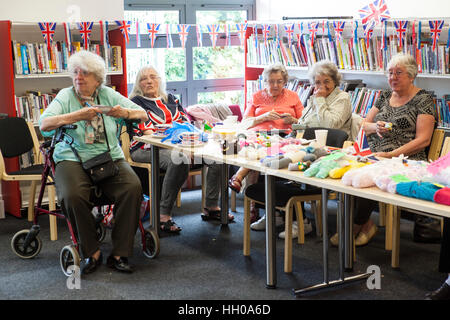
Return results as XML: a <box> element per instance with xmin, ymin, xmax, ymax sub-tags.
<box><xmin>0</xmin><ymin>0</ymin><xmax>124</xmax><ymax>22</ymax></box>
<box><xmin>256</xmin><ymin>0</ymin><xmax>450</xmax><ymax>21</ymax></box>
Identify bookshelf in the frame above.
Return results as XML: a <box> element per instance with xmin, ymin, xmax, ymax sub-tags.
<box><xmin>244</xmin><ymin>21</ymin><xmax>450</xmax><ymax>129</ymax></box>
<box><xmin>0</xmin><ymin>20</ymin><xmax>128</xmax><ymax>217</ymax></box>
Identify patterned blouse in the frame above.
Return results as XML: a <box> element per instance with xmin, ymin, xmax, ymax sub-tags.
<box><xmin>130</xmin><ymin>93</ymin><xmax>188</xmax><ymax>153</ymax></box>
<box><xmin>367</xmin><ymin>89</ymin><xmax>436</xmax><ymax>160</ymax></box>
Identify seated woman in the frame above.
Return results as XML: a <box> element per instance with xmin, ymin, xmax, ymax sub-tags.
<box><xmin>228</xmin><ymin>63</ymin><xmax>304</xmax><ymax>222</ymax></box>
<box><xmin>297</xmin><ymin>60</ymin><xmax>352</xmax><ymax>137</ymax></box>
<box><xmin>128</xmin><ymin>66</ymin><xmax>190</xmax><ymax>234</ymax></box>
<box><xmin>330</xmin><ymin>53</ymin><xmax>436</xmax><ymax>247</ymax></box>
<box><xmin>247</xmin><ymin>61</ymin><xmax>352</xmax><ymax>237</ymax></box>
<box><xmin>39</xmin><ymin>50</ymin><xmax>148</xmax><ymax>275</ymax></box>
<box><xmin>128</xmin><ymin>66</ymin><xmax>233</xmax><ymax>232</ymax></box>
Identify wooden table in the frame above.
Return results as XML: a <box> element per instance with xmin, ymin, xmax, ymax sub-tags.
<box><xmin>135</xmin><ymin>136</ymin><xmax>450</xmax><ymax>291</ymax></box>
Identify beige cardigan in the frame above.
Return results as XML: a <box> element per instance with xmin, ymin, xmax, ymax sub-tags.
<box><xmin>297</xmin><ymin>87</ymin><xmax>352</xmax><ymax>137</ymax></box>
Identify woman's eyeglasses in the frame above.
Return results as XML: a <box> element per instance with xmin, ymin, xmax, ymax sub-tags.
<box><xmin>388</xmin><ymin>70</ymin><xmax>405</xmax><ymax>77</ymax></box>
<box><xmin>266</xmin><ymin>79</ymin><xmax>285</xmax><ymax>86</ymax></box>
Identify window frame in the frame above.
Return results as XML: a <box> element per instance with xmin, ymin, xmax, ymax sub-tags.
<box><xmin>124</xmin><ymin>0</ymin><xmax>255</xmax><ymax>107</ymax></box>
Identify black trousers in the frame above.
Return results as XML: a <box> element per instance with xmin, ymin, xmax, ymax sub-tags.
<box><xmin>55</xmin><ymin>159</ymin><xmax>142</xmax><ymax>259</ymax></box>
<box><xmin>439</xmin><ymin>218</ymin><xmax>450</xmax><ymax>273</ymax></box>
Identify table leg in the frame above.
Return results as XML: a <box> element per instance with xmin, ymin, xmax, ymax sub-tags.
<box><xmin>338</xmin><ymin>192</ymin><xmax>345</xmax><ymax>280</ymax></box>
<box><xmin>293</xmin><ymin>191</ymin><xmax>370</xmax><ymax>296</ymax></box>
<box><xmin>151</xmin><ymin>145</ymin><xmax>160</xmax><ymax>233</ymax></box>
<box><xmin>344</xmin><ymin>193</ymin><xmax>353</xmax><ymax>271</ymax></box>
<box><xmin>265</xmin><ymin>174</ymin><xmax>276</xmax><ymax>289</ymax></box>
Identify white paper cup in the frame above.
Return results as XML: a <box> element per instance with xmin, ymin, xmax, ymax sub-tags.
<box><xmin>314</xmin><ymin>129</ymin><xmax>328</xmax><ymax>148</ymax></box>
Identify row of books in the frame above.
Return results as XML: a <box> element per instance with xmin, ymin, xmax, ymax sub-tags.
<box><xmin>14</xmin><ymin>91</ymin><xmax>56</xmax><ymax>124</ymax></box>
<box><xmin>12</xmin><ymin>40</ymin><xmax>122</xmax><ymax>76</ymax></box>
<box><xmin>246</xmin><ymin>35</ymin><xmax>309</xmax><ymax>67</ymax></box>
<box><xmin>247</xmin><ymin>32</ymin><xmax>450</xmax><ymax>76</ymax></box>
<box><xmin>434</xmin><ymin>96</ymin><xmax>450</xmax><ymax>128</ymax></box>
<box><xmin>349</xmin><ymin>87</ymin><xmax>382</xmax><ymax>117</ymax></box>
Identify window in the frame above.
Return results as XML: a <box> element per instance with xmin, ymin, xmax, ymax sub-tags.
<box><xmin>124</xmin><ymin>1</ymin><xmax>255</xmax><ymax>108</ymax></box>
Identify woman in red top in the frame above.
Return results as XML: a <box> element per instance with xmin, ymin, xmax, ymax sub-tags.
<box><xmin>229</xmin><ymin>63</ymin><xmax>303</xmax><ymax>221</ymax></box>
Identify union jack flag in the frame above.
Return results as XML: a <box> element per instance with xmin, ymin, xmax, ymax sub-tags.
<box><xmin>358</xmin><ymin>0</ymin><xmax>391</xmax><ymax>29</ymax></box>
<box><xmin>429</xmin><ymin>20</ymin><xmax>444</xmax><ymax>51</ymax></box>
<box><xmin>196</xmin><ymin>24</ymin><xmax>203</xmax><ymax>47</ymax></box>
<box><xmin>381</xmin><ymin>20</ymin><xmax>387</xmax><ymax>50</ymax></box>
<box><xmin>147</xmin><ymin>23</ymin><xmax>160</xmax><ymax>48</ymax></box>
<box><xmin>308</xmin><ymin>22</ymin><xmax>319</xmax><ymax>46</ymax></box>
<box><xmin>394</xmin><ymin>20</ymin><xmax>408</xmax><ymax>48</ymax></box>
<box><xmin>166</xmin><ymin>24</ymin><xmax>173</xmax><ymax>48</ymax></box>
<box><xmin>224</xmin><ymin>24</ymin><xmax>231</xmax><ymax>47</ymax></box>
<box><xmin>177</xmin><ymin>24</ymin><xmax>190</xmax><ymax>49</ymax></box>
<box><xmin>284</xmin><ymin>23</ymin><xmax>295</xmax><ymax>47</ymax></box>
<box><xmin>333</xmin><ymin>21</ymin><xmax>345</xmax><ymax>41</ymax></box>
<box><xmin>353</xmin><ymin>127</ymin><xmax>372</xmax><ymax>156</ymax></box>
<box><xmin>207</xmin><ymin>24</ymin><xmax>220</xmax><ymax>48</ymax></box>
<box><xmin>38</xmin><ymin>22</ymin><xmax>56</xmax><ymax>50</ymax></box>
<box><xmin>115</xmin><ymin>20</ymin><xmax>132</xmax><ymax>44</ymax></box>
<box><xmin>236</xmin><ymin>23</ymin><xmax>247</xmax><ymax>46</ymax></box>
<box><xmin>77</xmin><ymin>22</ymin><xmax>94</xmax><ymax>50</ymax></box>
<box><xmin>363</xmin><ymin>23</ymin><xmax>374</xmax><ymax>48</ymax></box>
<box><xmin>262</xmin><ymin>24</ymin><xmax>271</xmax><ymax>45</ymax></box>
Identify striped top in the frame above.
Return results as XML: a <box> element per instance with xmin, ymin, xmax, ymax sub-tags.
<box><xmin>130</xmin><ymin>94</ymin><xmax>188</xmax><ymax>152</ymax></box>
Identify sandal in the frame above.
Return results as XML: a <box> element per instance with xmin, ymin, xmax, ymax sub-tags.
<box><xmin>201</xmin><ymin>208</ymin><xmax>235</xmax><ymax>222</ymax></box>
<box><xmin>160</xmin><ymin>219</ymin><xmax>182</xmax><ymax>234</ymax></box>
<box><xmin>228</xmin><ymin>175</ymin><xmax>242</xmax><ymax>193</ymax></box>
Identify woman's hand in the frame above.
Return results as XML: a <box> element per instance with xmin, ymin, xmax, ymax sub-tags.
<box><xmin>313</xmin><ymin>86</ymin><xmax>329</xmax><ymax>98</ymax></box>
<box><xmin>374</xmin><ymin>121</ymin><xmax>391</xmax><ymax>138</ymax></box>
<box><xmin>373</xmin><ymin>151</ymin><xmax>394</xmax><ymax>159</ymax></box>
<box><xmin>280</xmin><ymin>113</ymin><xmax>297</xmax><ymax>124</ymax></box>
<box><xmin>75</xmin><ymin>107</ymin><xmax>101</xmax><ymax>121</ymax></box>
<box><xmin>106</xmin><ymin>105</ymin><xmax>128</xmax><ymax>119</ymax></box>
<box><xmin>257</xmin><ymin>110</ymin><xmax>281</xmax><ymax>122</ymax></box>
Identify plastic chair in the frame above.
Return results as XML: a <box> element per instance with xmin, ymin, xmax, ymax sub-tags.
<box><xmin>243</xmin><ymin>127</ymin><xmax>349</xmax><ymax>273</ymax></box>
<box><xmin>0</xmin><ymin>117</ymin><xmax>58</xmax><ymax>240</ymax></box>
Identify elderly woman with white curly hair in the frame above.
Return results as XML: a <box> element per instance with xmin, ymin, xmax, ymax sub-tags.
<box><xmin>297</xmin><ymin>60</ymin><xmax>352</xmax><ymax>136</ymax></box>
<box><xmin>39</xmin><ymin>50</ymin><xmax>148</xmax><ymax>275</ymax></box>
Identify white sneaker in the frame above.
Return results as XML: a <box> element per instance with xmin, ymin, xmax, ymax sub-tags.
<box><xmin>278</xmin><ymin>219</ymin><xmax>313</xmax><ymax>239</ymax></box>
<box><xmin>250</xmin><ymin>214</ymin><xmax>284</xmax><ymax>231</ymax></box>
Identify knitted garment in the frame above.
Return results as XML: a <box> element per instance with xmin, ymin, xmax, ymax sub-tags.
<box><xmin>434</xmin><ymin>188</ymin><xmax>450</xmax><ymax>206</ymax></box>
<box><xmin>396</xmin><ymin>181</ymin><xmax>441</xmax><ymax>202</ymax></box>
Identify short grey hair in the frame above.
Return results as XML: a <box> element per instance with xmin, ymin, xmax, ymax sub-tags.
<box><xmin>387</xmin><ymin>53</ymin><xmax>418</xmax><ymax>79</ymax></box>
<box><xmin>67</xmin><ymin>50</ymin><xmax>106</xmax><ymax>84</ymax></box>
<box><xmin>128</xmin><ymin>66</ymin><xmax>168</xmax><ymax>102</ymax></box>
<box><xmin>308</xmin><ymin>60</ymin><xmax>342</xmax><ymax>87</ymax></box>
<box><xmin>262</xmin><ymin>63</ymin><xmax>289</xmax><ymax>83</ymax></box>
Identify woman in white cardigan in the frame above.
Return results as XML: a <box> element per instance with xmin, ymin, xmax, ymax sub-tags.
<box><xmin>297</xmin><ymin>60</ymin><xmax>352</xmax><ymax>136</ymax></box>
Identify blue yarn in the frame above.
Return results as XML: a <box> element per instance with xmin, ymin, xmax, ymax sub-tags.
<box><xmin>396</xmin><ymin>181</ymin><xmax>441</xmax><ymax>202</ymax></box>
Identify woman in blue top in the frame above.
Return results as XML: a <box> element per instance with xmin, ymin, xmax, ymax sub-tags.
<box><xmin>39</xmin><ymin>50</ymin><xmax>148</xmax><ymax>275</ymax></box>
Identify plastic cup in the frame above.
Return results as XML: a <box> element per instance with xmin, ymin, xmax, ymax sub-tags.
<box><xmin>314</xmin><ymin>129</ymin><xmax>328</xmax><ymax>148</ymax></box>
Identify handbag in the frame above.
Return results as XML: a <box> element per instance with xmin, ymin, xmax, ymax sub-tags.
<box><xmin>81</xmin><ymin>151</ymin><xmax>119</xmax><ymax>183</ymax></box>
<box><xmin>68</xmin><ymin>113</ymin><xmax>119</xmax><ymax>184</ymax></box>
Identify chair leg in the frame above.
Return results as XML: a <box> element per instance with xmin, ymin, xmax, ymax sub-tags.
<box><xmin>243</xmin><ymin>196</ymin><xmax>251</xmax><ymax>256</ymax></box>
<box><xmin>48</xmin><ymin>185</ymin><xmax>57</xmax><ymax>241</ymax></box>
<box><xmin>147</xmin><ymin>170</ymin><xmax>153</xmax><ymax>226</ymax></box>
<box><xmin>231</xmin><ymin>190</ymin><xmax>236</xmax><ymax>212</ymax></box>
<box><xmin>378</xmin><ymin>202</ymin><xmax>386</xmax><ymax>227</ymax></box>
<box><xmin>391</xmin><ymin>205</ymin><xmax>400</xmax><ymax>268</ymax></box>
<box><xmin>201</xmin><ymin>166</ymin><xmax>207</xmax><ymax>210</ymax></box>
<box><xmin>313</xmin><ymin>200</ymin><xmax>323</xmax><ymax>237</ymax></box>
<box><xmin>385</xmin><ymin>204</ymin><xmax>393</xmax><ymax>251</ymax></box>
<box><xmin>28</xmin><ymin>181</ymin><xmax>37</xmax><ymax>222</ymax></box>
<box><xmin>284</xmin><ymin>203</ymin><xmax>293</xmax><ymax>273</ymax></box>
<box><xmin>295</xmin><ymin>201</ymin><xmax>305</xmax><ymax>244</ymax></box>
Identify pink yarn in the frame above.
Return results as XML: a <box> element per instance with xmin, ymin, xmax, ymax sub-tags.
<box><xmin>434</xmin><ymin>188</ymin><xmax>450</xmax><ymax>206</ymax></box>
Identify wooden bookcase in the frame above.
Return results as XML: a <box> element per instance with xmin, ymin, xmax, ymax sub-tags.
<box><xmin>243</xmin><ymin>21</ymin><xmax>450</xmax><ymax>128</ymax></box>
<box><xmin>0</xmin><ymin>20</ymin><xmax>128</xmax><ymax>217</ymax></box>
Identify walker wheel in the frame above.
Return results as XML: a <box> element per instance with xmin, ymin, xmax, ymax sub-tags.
<box><xmin>11</xmin><ymin>229</ymin><xmax>42</xmax><ymax>259</ymax></box>
<box><xmin>142</xmin><ymin>228</ymin><xmax>160</xmax><ymax>259</ymax></box>
<box><xmin>60</xmin><ymin>245</ymin><xmax>81</xmax><ymax>277</ymax></box>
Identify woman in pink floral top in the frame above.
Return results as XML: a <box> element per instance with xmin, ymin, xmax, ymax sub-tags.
<box><xmin>229</xmin><ymin>64</ymin><xmax>304</xmax><ymax>221</ymax></box>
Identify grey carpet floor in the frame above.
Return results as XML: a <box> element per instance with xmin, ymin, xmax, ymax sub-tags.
<box><xmin>0</xmin><ymin>189</ymin><xmax>445</xmax><ymax>300</ymax></box>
